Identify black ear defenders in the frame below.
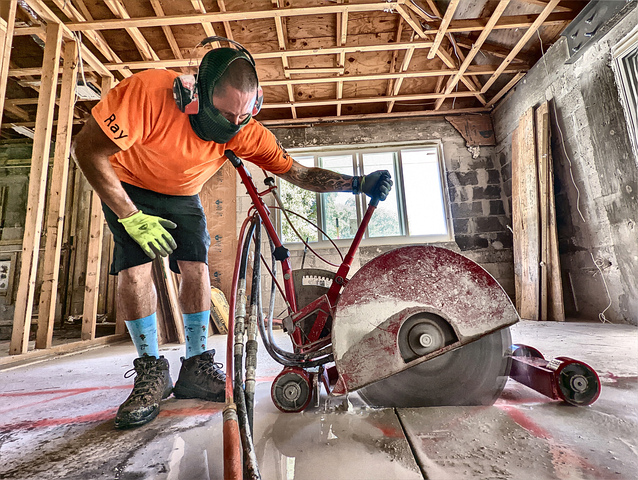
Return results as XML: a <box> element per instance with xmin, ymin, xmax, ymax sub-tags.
<box><xmin>173</xmin><ymin>36</ymin><xmax>264</xmax><ymax>116</ymax></box>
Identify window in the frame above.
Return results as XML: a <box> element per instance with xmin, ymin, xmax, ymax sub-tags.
<box><xmin>278</xmin><ymin>144</ymin><xmax>451</xmax><ymax>247</ymax></box>
<box><xmin>612</xmin><ymin>24</ymin><xmax>638</xmax><ymax>164</ymax></box>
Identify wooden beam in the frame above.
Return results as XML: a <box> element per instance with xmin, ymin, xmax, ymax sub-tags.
<box><xmin>104</xmin><ymin>0</ymin><xmax>161</xmax><ymax>62</ymax></box>
<box><xmin>3</xmin><ymin>103</ymin><xmax>30</xmax><ymax>121</ymax></box>
<box><xmin>454</xmin><ymin>38</ymin><xmax>534</xmax><ymax>64</ymax></box>
<box><xmin>482</xmin><ymin>0</ymin><xmax>561</xmax><ymax>93</ymax></box>
<box><xmin>217</xmin><ymin>0</ymin><xmax>234</xmax><ymax>40</ymax></box>
<box><xmin>512</xmin><ymin>106</ymin><xmax>540</xmax><ymax>320</ymax></box>
<box><xmin>150</xmin><ymin>0</ymin><xmax>183</xmax><ymax>61</ymax></box>
<box><xmin>263</xmin><ymin>90</ymin><xmax>477</xmax><ymax>109</ymax></box>
<box><xmin>395</xmin><ymin>3</ymin><xmax>428</xmax><ymax>39</ymax></box>
<box><xmin>0</xmin><ymin>0</ymin><xmax>17</xmax><ymax>130</ymax></box>
<box><xmin>260</xmin><ymin>64</ymin><xmax>525</xmax><ymax>86</ymax></box>
<box><xmin>262</xmin><ymin>106</ymin><xmax>491</xmax><ymax>126</ymax></box>
<box><xmin>385</xmin><ymin>17</ymin><xmax>404</xmax><ymax>112</ymax></box>
<box><xmin>286</xmin><ymin>67</ymin><xmax>345</xmax><ymax>75</ymax></box>
<box><xmin>81</xmin><ymin>75</ymin><xmax>112</xmax><ymax>341</ymax></box>
<box><xmin>427</xmin><ymin>0</ymin><xmax>460</xmax><ymax>59</ymax></box>
<box><xmin>517</xmin><ymin>0</ymin><xmax>578</xmax><ymax>12</ymax></box>
<box><xmin>23</xmin><ymin>0</ymin><xmax>113</xmax><ymax>78</ymax></box>
<box><xmin>436</xmin><ymin>48</ymin><xmax>487</xmax><ymax>103</ymax></box>
<box><xmin>2</xmin><ymin>119</ymin><xmax>84</xmax><ymax>129</ymax></box>
<box><xmin>91</xmin><ymin>41</ymin><xmax>436</xmax><ymax>70</ymax></box>
<box><xmin>48</xmin><ymin>0</ymin><xmax>132</xmax><ymax>78</ymax></box>
<box><xmin>387</xmin><ymin>41</ymin><xmax>415</xmax><ymax>113</ymax></box>
<box><xmin>190</xmin><ymin>0</ymin><xmax>218</xmax><ymax>39</ymax></box>
<box><xmin>9</xmin><ymin>21</ymin><xmax>63</xmax><ymax>355</ymax></box>
<box><xmin>0</xmin><ymin>334</ymin><xmax>129</xmax><ymax>369</ymax></box>
<box><xmin>36</xmin><ymin>40</ymin><xmax>78</xmax><ymax>349</ymax></box>
<box><xmin>434</xmin><ymin>0</ymin><xmax>510</xmax><ymax>110</ymax></box>
<box><xmin>274</xmin><ymin>3</ymin><xmax>296</xmax><ymax>119</ymax></box>
<box><xmin>486</xmin><ymin>72</ymin><xmax>525</xmax><ymax>107</ymax></box>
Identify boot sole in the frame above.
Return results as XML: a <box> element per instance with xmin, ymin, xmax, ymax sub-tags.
<box><xmin>173</xmin><ymin>385</ymin><xmax>224</xmax><ymax>402</ymax></box>
<box><xmin>114</xmin><ymin>386</ymin><xmax>172</xmax><ymax>430</ymax></box>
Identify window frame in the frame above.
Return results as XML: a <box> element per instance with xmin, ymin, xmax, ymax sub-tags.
<box><xmin>277</xmin><ymin>141</ymin><xmax>453</xmax><ymax>249</ymax></box>
<box><xmin>612</xmin><ymin>23</ymin><xmax>638</xmax><ymax>164</ymax></box>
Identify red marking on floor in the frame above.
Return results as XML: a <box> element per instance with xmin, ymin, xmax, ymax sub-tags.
<box><xmin>0</xmin><ymin>408</ymin><xmax>118</xmax><ymax>433</ymax></box>
<box><xmin>0</xmin><ymin>385</ymin><xmax>131</xmax><ymax>397</ymax></box>
<box><xmin>0</xmin><ymin>385</ymin><xmax>132</xmax><ymax>414</ymax></box>
<box><xmin>374</xmin><ymin>424</ymin><xmax>404</xmax><ymax>438</ymax></box>
<box><xmin>497</xmin><ymin>405</ymin><xmax>551</xmax><ymax>439</ymax></box>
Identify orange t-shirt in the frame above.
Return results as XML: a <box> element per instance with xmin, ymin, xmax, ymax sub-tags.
<box><xmin>91</xmin><ymin>69</ymin><xmax>293</xmax><ymax>196</ymax></box>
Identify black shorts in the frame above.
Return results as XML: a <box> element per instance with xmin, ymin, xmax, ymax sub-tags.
<box><xmin>102</xmin><ymin>183</ymin><xmax>211</xmax><ymax>275</ymax></box>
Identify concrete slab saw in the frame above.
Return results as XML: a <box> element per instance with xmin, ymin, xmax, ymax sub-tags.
<box><xmin>330</xmin><ymin>245</ymin><xmax>518</xmax><ymax>407</ymax></box>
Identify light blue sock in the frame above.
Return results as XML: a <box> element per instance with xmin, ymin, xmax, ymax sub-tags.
<box><xmin>125</xmin><ymin>313</ymin><xmax>160</xmax><ymax>358</ymax></box>
<box><xmin>183</xmin><ymin>311</ymin><xmax>210</xmax><ymax>358</ymax></box>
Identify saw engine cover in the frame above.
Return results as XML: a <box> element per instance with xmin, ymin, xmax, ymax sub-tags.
<box><xmin>331</xmin><ymin>246</ymin><xmax>519</xmax><ymax>397</ymax></box>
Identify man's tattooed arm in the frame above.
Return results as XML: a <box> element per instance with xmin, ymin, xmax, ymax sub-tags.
<box><xmin>278</xmin><ymin>160</ymin><xmax>354</xmax><ymax>193</ymax></box>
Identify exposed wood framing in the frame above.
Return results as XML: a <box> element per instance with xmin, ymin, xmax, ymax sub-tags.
<box><xmin>48</xmin><ymin>0</ymin><xmax>132</xmax><ymax>78</ymax></box>
<box><xmin>395</xmin><ymin>4</ymin><xmax>428</xmax><ymax>39</ymax></box>
<box><xmin>385</xmin><ymin>17</ymin><xmax>404</xmax><ymax>112</ymax></box>
<box><xmin>217</xmin><ymin>0</ymin><xmax>234</xmax><ymax>40</ymax></box>
<box><xmin>190</xmin><ymin>0</ymin><xmax>218</xmax><ymax>41</ymax></box>
<box><xmin>0</xmin><ymin>0</ymin><xmax>18</xmax><ymax>128</ymax></box>
<box><xmin>81</xmin><ymin>75</ymin><xmax>111</xmax><ymax>341</ymax></box>
<box><xmin>23</xmin><ymin>0</ymin><xmax>112</xmax><ymax>77</ymax></box>
<box><xmin>58</xmin><ymin>4</ymin><xmax>573</xmax><ymax>33</ymax></box>
<box><xmin>512</xmin><ymin>106</ymin><xmax>540</xmax><ymax>320</ymax></box>
<box><xmin>335</xmin><ymin>0</ymin><xmax>348</xmax><ymax>116</ymax></box>
<box><xmin>386</xmin><ymin>36</ymin><xmax>415</xmax><ymax>113</ymax></box>
<box><xmin>150</xmin><ymin>0</ymin><xmax>183</xmax><ymax>61</ymax></box>
<box><xmin>434</xmin><ymin>0</ymin><xmax>510</xmax><ymax>110</ymax></box>
<box><xmin>103</xmin><ymin>0</ymin><xmax>160</xmax><ymax>61</ymax></box>
<box><xmin>487</xmin><ymin>72</ymin><xmax>525</xmax><ymax>107</ymax></box>
<box><xmin>263</xmin><ymin>106</ymin><xmax>490</xmax><ymax>126</ymax></box>
<box><xmin>9</xmin><ymin>21</ymin><xmax>63</xmax><ymax>355</ymax></box>
<box><xmin>36</xmin><ymin>40</ymin><xmax>78</xmax><ymax>349</ymax></box>
<box><xmin>481</xmin><ymin>0</ymin><xmax>561</xmax><ymax>93</ymax></box>
<box><xmin>517</xmin><ymin>0</ymin><xmax>578</xmax><ymax>11</ymax></box>
<box><xmin>436</xmin><ymin>48</ymin><xmax>486</xmax><ymax>104</ymax></box>
<box><xmin>454</xmin><ymin>38</ymin><xmax>533</xmax><ymax>65</ymax></box>
<box><xmin>264</xmin><ymin>90</ymin><xmax>477</xmax><ymax>109</ymax></box>
<box><xmin>427</xmin><ymin>0</ymin><xmax>459</xmax><ymax>59</ymax></box>
<box><xmin>274</xmin><ymin>2</ymin><xmax>296</xmax><ymax>118</ymax></box>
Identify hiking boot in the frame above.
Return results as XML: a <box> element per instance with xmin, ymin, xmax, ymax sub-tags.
<box><xmin>173</xmin><ymin>349</ymin><xmax>226</xmax><ymax>402</ymax></box>
<box><xmin>115</xmin><ymin>356</ymin><xmax>173</xmax><ymax>429</ymax></box>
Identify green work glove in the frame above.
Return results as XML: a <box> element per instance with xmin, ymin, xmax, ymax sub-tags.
<box><xmin>354</xmin><ymin>170</ymin><xmax>393</xmax><ymax>201</ymax></box>
<box><xmin>118</xmin><ymin>210</ymin><xmax>177</xmax><ymax>259</ymax></box>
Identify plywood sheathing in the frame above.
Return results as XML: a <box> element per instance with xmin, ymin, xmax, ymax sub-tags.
<box><xmin>1</xmin><ymin>0</ymin><xmax>583</xmax><ymax>132</ymax></box>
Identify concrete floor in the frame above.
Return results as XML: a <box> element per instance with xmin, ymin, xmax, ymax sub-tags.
<box><xmin>0</xmin><ymin>320</ymin><xmax>636</xmax><ymax>480</ymax></box>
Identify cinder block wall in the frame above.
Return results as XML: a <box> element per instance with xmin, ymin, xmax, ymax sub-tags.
<box><xmin>234</xmin><ymin>117</ymin><xmax>516</xmax><ymax>321</ymax></box>
<box><xmin>491</xmin><ymin>4</ymin><xmax>638</xmax><ymax>325</ymax></box>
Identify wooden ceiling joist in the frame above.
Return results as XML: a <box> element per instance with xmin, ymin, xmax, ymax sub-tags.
<box><xmin>434</xmin><ymin>0</ymin><xmax>510</xmax><ymax>110</ymax></box>
<box><xmin>150</xmin><ymin>0</ymin><xmax>184</xmax><ymax>61</ymax></box>
<box><xmin>262</xmin><ymin>106</ymin><xmax>491</xmax><ymax>126</ymax></box>
<box><xmin>47</xmin><ymin>0</ymin><xmax>131</xmax><ymax>78</ymax></box>
<box><xmin>427</xmin><ymin>0</ymin><xmax>460</xmax><ymax>59</ymax></box>
<box><xmin>103</xmin><ymin>0</ymin><xmax>161</xmax><ymax>62</ymax></box>
<box><xmin>264</xmin><ymin>90</ymin><xmax>478</xmax><ymax>110</ymax></box>
<box><xmin>481</xmin><ymin>0</ymin><xmax>561</xmax><ymax>94</ymax></box>
<box><xmin>22</xmin><ymin>0</ymin><xmax>112</xmax><ymax>78</ymax></box>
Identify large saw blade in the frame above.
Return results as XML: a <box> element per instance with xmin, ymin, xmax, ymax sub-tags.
<box><xmin>357</xmin><ymin>327</ymin><xmax>512</xmax><ymax>407</ymax></box>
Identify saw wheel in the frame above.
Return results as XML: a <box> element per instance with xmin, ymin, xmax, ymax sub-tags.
<box><xmin>357</xmin><ymin>326</ymin><xmax>512</xmax><ymax>408</ymax></box>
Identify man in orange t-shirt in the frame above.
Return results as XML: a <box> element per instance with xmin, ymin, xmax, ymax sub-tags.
<box><xmin>72</xmin><ymin>44</ymin><xmax>392</xmax><ymax>429</ymax></box>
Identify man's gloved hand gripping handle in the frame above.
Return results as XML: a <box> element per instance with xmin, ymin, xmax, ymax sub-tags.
<box><xmin>353</xmin><ymin>170</ymin><xmax>393</xmax><ymax>201</ymax></box>
<box><xmin>118</xmin><ymin>211</ymin><xmax>177</xmax><ymax>259</ymax></box>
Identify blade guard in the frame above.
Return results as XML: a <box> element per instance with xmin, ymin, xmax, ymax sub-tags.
<box><xmin>331</xmin><ymin>246</ymin><xmax>519</xmax><ymax>395</ymax></box>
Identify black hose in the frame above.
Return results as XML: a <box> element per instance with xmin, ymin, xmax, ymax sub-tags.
<box><xmin>246</xmin><ymin>219</ymin><xmax>262</xmax><ymax>434</ymax></box>
<box><xmin>233</xmin><ymin>215</ymin><xmax>261</xmax><ymax>479</ymax></box>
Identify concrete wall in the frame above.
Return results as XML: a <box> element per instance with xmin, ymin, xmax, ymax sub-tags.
<box><xmin>491</xmin><ymin>4</ymin><xmax>638</xmax><ymax>325</ymax></box>
<box><xmin>234</xmin><ymin>117</ymin><xmax>516</xmax><ymax>321</ymax></box>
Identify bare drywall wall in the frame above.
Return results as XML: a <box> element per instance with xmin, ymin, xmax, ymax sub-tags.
<box><xmin>492</xmin><ymin>4</ymin><xmax>638</xmax><ymax>325</ymax></box>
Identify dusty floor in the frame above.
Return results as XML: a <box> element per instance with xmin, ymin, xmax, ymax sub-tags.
<box><xmin>0</xmin><ymin>320</ymin><xmax>636</xmax><ymax>480</ymax></box>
